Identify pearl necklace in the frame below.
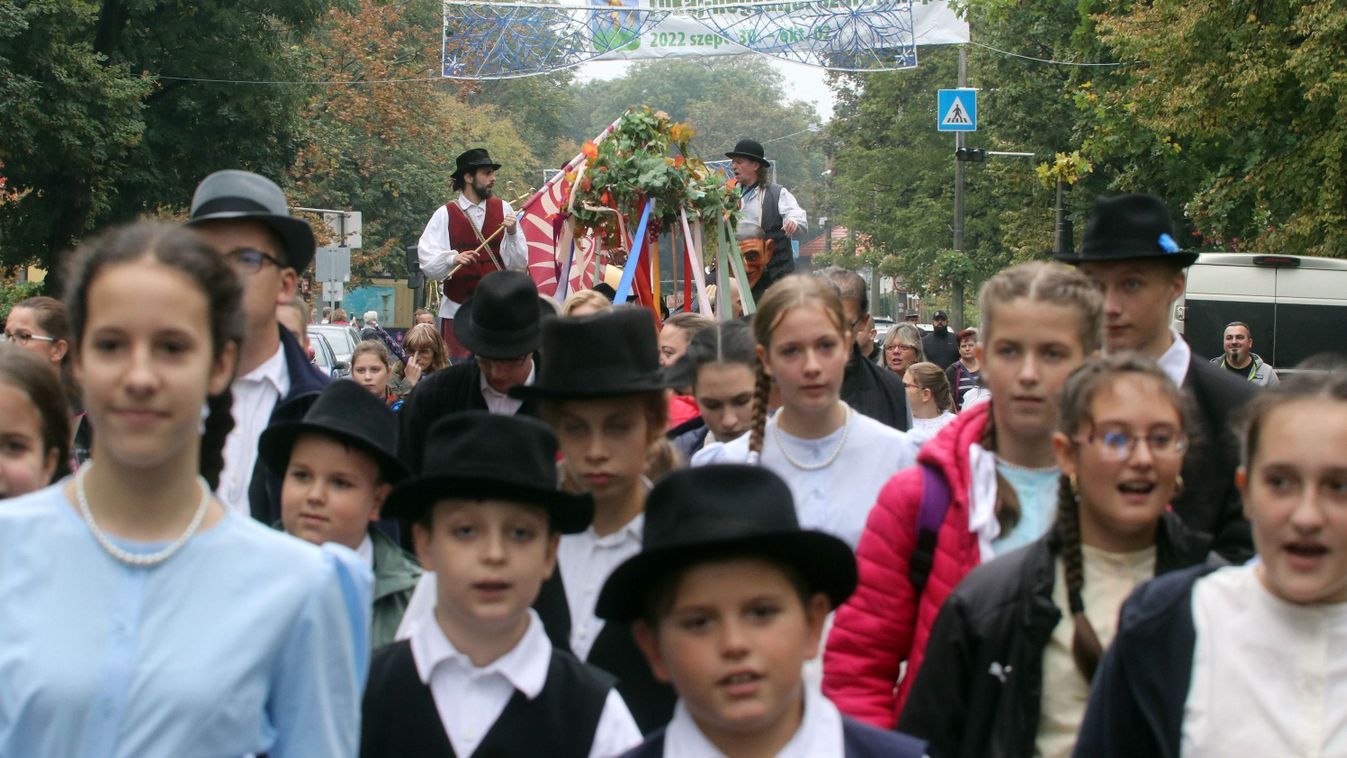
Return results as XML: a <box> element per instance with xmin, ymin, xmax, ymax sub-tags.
<box><xmin>75</xmin><ymin>464</ymin><xmax>211</xmax><ymax>567</ymax></box>
<box><xmin>773</xmin><ymin>407</ymin><xmax>851</xmax><ymax>471</ymax></box>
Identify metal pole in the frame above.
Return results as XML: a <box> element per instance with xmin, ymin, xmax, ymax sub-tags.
<box><xmin>951</xmin><ymin>45</ymin><xmax>967</xmax><ymax>332</ymax></box>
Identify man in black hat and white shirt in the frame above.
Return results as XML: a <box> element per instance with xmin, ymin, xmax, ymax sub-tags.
<box><xmin>187</xmin><ymin>170</ymin><xmax>329</xmax><ymax>523</ymax></box>
<box><xmin>1058</xmin><ymin>193</ymin><xmax>1255</xmax><ymax>562</ymax></box>
<box><xmin>727</xmin><ymin>138</ymin><xmax>807</xmax><ymax>297</ymax></box>
<box><xmin>397</xmin><ymin>270</ymin><xmax>545</xmax><ymax>474</ymax></box>
<box><xmin>418</xmin><ymin>148</ymin><xmax>528</xmax><ymax>359</ymax></box>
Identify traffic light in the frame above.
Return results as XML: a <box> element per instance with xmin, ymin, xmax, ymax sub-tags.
<box><xmin>954</xmin><ymin>147</ymin><xmax>987</xmax><ymax>162</ymax></box>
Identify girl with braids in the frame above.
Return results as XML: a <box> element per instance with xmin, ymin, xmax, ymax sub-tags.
<box><xmin>824</xmin><ymin>261</ymin><xmax>1102</xmax><ymax>727</ymax></box>
<box><xmin>903</xmin><ymin>361</ymin><xmax>957</xmax><ymax>446</ymax></box>
<box><xmin>1078</xmin><ymin>363</ymin><xmax>1347</xmax><ymax>757</ymax></box>
<box><xmin>0</xmin><ymin>223</ymin><xmax>371</xmax><ymax>756</ymax></box>
<box><xmin>896</xmin><ymin>354</ymin><xmax>1211</xmax><ymax>758</ymax></box>
<box><xmin>667</xmin><ymin>319</ymin><xmax>759</xmax><ymax>460</ymax></box>
<box><xmin>692</xmin><ymin>274</ymin><xmax>918</xmax><ymax>550</ymax></box>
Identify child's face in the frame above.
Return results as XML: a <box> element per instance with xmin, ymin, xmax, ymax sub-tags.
<box><xmin>759</xmin><ymin>303</ymin><xmax>848</xmax><ymax>418</ymax></box>
<box><xmin>352</xmin><ymin>353</ymin><xmax>389</xmax><ymax>397</ymax></box>
<box><xmin>0</xmin><ymin>382</ymin><xmax>57</xmax><ymax>499</ymax></box>
<box><xmin>413</xmin><ymin>499</ymin><xmax>558</xmax><ymax>634</ymax></box>
<box><xmin>280</xmin><ymin>434</ymin><xmax>389</xmax><ymax>551</ymax></box>
<box><xmin>1055</xmin><ymin>375</ymin><xmax>1184</xmax><ymax>552</ymax></box>
<box><xmin>694</xmin><ymin>362</ymin><xmax>756</xmax><ymax>442</ymax></box>
<box><xmin>1241</xmin><ymin>399</ymin><xmax>1347</xmax><ymax>605</ymax></box>
<box><xmin>75</xmin><ymin>261</ymin><xmax>235</xmax><ymax>471</ymax></box>
<box><xmin>635</xmin><ymin>558</ymin><xmax>829</xmax><ymax>746</ymax></box>
<box><xmin>553</xmin><ymin>396</ymin><xmax>654</xmax><ymax>505</ymax></box>
<box><xmin>981</xmin><ymin>298</ymin><xmax>1088</xmax><ymax>443</ymax></box>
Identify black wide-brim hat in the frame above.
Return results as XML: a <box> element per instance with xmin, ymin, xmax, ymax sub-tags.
<box><xmin>383</xmin><ymin>411</ymin><xmax>593</xmax><ymax>533</ymax></box>
<box><xmin>1054</xmin><ymin>193</ymin><xmax>1199</xmax><ymax>267</ymax></box>
<box><xmin>259</xmin><ymin>380</ymin><xmax>408</xmax><ymax>484</ymax></box>
<box><xmin>453</xmin><ymin>147</ymin><xmax>503</xmax><ymax>180</ymax></box>
<box><xmin>187</xmin><ymin>169</ymin><xmax>317</xmax><ymax>274</ymax></box>
<box><xmin>453</xmin><ymin>271</ymin><xmax>550</xmax><ymax>359</ymax></box>
<box><xmin>725</xmin><ymin>138</ymin><xmax>768</xmax><ymax>165</ymax></box>
<box><xmin>595</xmin><ymin>465</ymin><xmax>858</xmax><ymax>623</ymax></box>
<box><xmin>509</xmin><ymin>308</ymin><xmax>674</xmax><ymax>400</ymax></box>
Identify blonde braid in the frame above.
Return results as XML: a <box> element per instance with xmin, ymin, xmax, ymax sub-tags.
<box><xmin>747</xmin><ymin>360</ymin><xmax>772</xmax><ymax>463</ymax></box>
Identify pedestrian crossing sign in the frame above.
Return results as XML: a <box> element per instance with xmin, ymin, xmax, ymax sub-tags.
<box><xmin>937</xmin><ymin>89</ymin><xmax>977</xmax><ymax>132</ymax></box>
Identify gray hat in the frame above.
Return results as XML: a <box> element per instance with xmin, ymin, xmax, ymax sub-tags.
<box><xmin>186</xmin><ymin>170</ymin><xmax>316</xmax><ymax>273</ymax></box>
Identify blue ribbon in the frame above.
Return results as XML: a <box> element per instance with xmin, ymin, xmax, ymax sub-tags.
<box><xmin>614</xmin><ymin>197</ymin><xmax>655</xmax><ymax>304</ymax></box>
<box><xmin>1158</xmin><ymin>233</ymin><xmax>1180</xmax><ymax>254</ymax></box>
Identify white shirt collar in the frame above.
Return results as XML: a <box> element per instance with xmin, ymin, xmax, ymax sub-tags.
<box><xmin>356</xmin><ymin>534</ymin><xmax>374</xmax><ymax>570</ymax></box>
<box><xmin>589</xmin><ymin>511</ymin><xmax>644</xmax><ymax>546</ymax></box>
<box><xmin>240</xmin><ymin>342</ymin><xmax>288</xmax><ymax>396</ymax></box>
<box><xmin>410</xmin><ymin>608</ymin><xmax>551</xmax><ymax>699</ymax></box>
<box><xmin>457</xmin><ymin>193</ymin><xmax>486</xmax><ymax>212</ymax></box>
<box><xmin>1157</xmin><ymin>328</ymin><xmax>1192</xmax><ymax>387</ymax></box>
<box><xmin>479</xmin><ymin>362</ymin><xmax>536</xmax><ymax>401</ymax></box>
<box><xmin>662</xmin><ymin>685</ymin><xmax>844</xmax><ymax>758</ymax></box>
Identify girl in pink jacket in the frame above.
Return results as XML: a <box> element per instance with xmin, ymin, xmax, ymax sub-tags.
<box><xmin>822</xmin><ymin>262</ymin><xmax>1104</xmax><ymax>727</ymax></box>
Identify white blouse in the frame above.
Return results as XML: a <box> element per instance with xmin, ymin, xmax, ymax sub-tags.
<box><xmin>1183</xmin><ymin>564</ymin><xmax>1347</xmax><ymax>756</ymax></box>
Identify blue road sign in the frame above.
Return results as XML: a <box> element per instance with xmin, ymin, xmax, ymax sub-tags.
<box><xmin>937</xmin><ymin>89</ymin><xmax>977</xmax><ymax>132</ymax></box>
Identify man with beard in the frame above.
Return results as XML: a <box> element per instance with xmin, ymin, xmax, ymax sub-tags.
<box><xmin>1210</xmin><ymin>321</ymin><xmax>1279</xmax><ymax>386</ymax></box>
<box><xmin>921</xmin><ymin>311</ymin><xmax>960</xmax><ymax>370</ymax></box>
<box><xmin>726</xmin><ymin>139</ymin><xmax>807</xmax><ymax>296</ymax></box>
<box><xmin>417</xmin><ymin>148</ymin><xmax>527</xmax><ymax>359</ymax></box>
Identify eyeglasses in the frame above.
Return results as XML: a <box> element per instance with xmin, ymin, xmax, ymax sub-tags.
<box><xmin>886</xmin><ymin>344</ymin><xmax>917</xmax><ymax>353</ymax></box>
<box><xmin>225</xmin><ymin>247</ymin><xmax>286</xmax><ymax>274</ymax></box>
<box><xmin>1</xmin><ymin>330</ymin><xmax>56</xmax><ymax>346</ymax></box>
<box><xmin>903</xmin><ymin>382</ymin><xmax>921</xmax><ymax>390</ymax></box>
<box><xmin>1075</xmin><ymin>427</ymin><xmax>1189</xmax><ymax>462</ymax></box>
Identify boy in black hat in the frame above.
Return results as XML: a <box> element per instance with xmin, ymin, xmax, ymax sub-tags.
<box><xmin>418</xmin><ymin>147</ymin><xmax>528</xmax><ymax>359</ymax></box>
<box><xmin>259</xmin><ymin>380</ymin><xmax>418</xmax><ymax>649</ymax></box>
<box><xmin>397</xmin><ymin>270</ymin><xmax>548</xmax><ymax>474</ymax></box>
<box><xmin>726</xmin><ymin>138</ymin><xmax>807</xmax><ymax>295</ymax></box>
<box><xmin>1056</xmin><ymin>193</ymin><xmax>1254</xmax><ymax>562</ymax></box>
<box><xmin>362</xmin><ymin>412</ymin><xmax>642</xmax><ymax>758</ymax></box>
<box><xmin>598</xmin><ymin>465</ymin><xmax>927</xmax><ymax>758</ymax></box>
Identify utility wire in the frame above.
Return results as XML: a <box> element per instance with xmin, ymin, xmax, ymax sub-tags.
<box><xmin>968</xmin><ymin>40</ymin><xmax>1134</xmax><ymax>68</ymax></box>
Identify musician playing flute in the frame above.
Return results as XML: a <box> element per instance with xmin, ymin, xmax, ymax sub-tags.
<box><xmin>417</xmin><ymin>148</ymin><xmax>528</xmax><ymax>358</ymax></box>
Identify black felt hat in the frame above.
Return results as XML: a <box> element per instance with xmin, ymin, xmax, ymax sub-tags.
<box><xmin>1055</xmin><ymin>194</ymin><xmax>1199</xmax><ymax>267</ymax></box>
<box><xmin>453</xmin><ymin>148</ymin><xmax>503</xmax><ymax>180</ymax></box>
<box><xmin>258</xmin><ymin>380</ymin><xmax>408</xmax><ymax>484</ymax></box>
<box><xmin>725</xmin><ymin>139</ymin><xmax>768</xmax><ymax>164</ymax></box>
<box><xmin>509</xmin><ymin>308</ymin><xmax>673</xmax><ymax>400</ymax></box>
<box><xmin>187</xmin><ymin>170</ymin><xmax>317</xmax><ymax>273</ymax></box>
<box><xmin>382</xmin><ymin>412</ymin><xmax>593</xmax><ymax>533</ymax></box>
<box><xmin>596</xmin><ymin>465</ymin><xmax>858</xmax><ymax>622</ymax></box>
<box><xmin>453</xmin><ymin>271</ymin><xmax>548</xmax><ymax>359</ymax></box>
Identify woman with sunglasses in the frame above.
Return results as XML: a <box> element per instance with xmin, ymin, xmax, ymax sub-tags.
<box><xmin>896</xmin><ymin>355</ymin><xmax>1213</xmax><ymax>758</ymax></box>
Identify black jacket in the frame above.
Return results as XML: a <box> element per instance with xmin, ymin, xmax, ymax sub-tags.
<box><xmin>922</xmin><ymin>327</ymin><xmax>960</xmax><ymax>370</ymax></box>
<box><xmin>248</xmin><ymin>325</ymin><xmax>329</xmax><ymax>525</ymax></box>
<box><xmin>842</xmin><ymin>345</ymin><xmax>911</xmax><ymax>432</ymax></box>
<box><xmin>897</xmin><ymin>512</ymin><xmax>1212</xmax><ymax>758</ymax></box>
<box><xmin>749</xmin><ymin>182</ymin><xmax>798</xmax><ymax>301</ymax></box>
<box><xmin>397</xmin><ymin>358</ymin><xmax>540</xmax><ymax>474</ymax></box>
<box><xmin>1177</xmin><ymin>352</ymin><xmax>1256</xmax><ymax>562</ymax></box>
<box><xmin>1071</xmin><ymin>563</ymin><xmax>1221</xmax><ymax>758</ymax></box>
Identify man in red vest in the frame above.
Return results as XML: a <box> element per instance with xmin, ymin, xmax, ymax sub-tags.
<box><xmin>416</xmin><ymin>148</ymin><xmax>528</xmax><ymax>358</ymax></box>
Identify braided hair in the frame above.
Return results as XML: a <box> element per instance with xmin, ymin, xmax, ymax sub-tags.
<box><xmin>747</xmin><ymin>275</ymin><xmax>848</xmax><ymax>461</ymax></box>
<box><xmin>1053</xmin><ymin>353</ymin><xmax>1191</xmax><ymax>681</ymax></box>
<box><xmin>65</xmin><ymin>222</ymin><xmax>244</xmax><ymax>489</ymax></box>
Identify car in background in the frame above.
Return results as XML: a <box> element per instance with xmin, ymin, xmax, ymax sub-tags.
<box><xmin>310</xmin><ymin>324</ymin><xmax>362</xmax><ymax>368</ymax></box>
<box><xmin>311</xmin><ymin>332</ymin><xmax>349</xmax><ymax>379</ymax></box>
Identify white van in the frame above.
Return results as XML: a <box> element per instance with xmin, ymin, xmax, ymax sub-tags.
<box><xmin>1175</xmin><ymin>253</ymin><xmax>1347</xmax><ymax>369</ymax></box>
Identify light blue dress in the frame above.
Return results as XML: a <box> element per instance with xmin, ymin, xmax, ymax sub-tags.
<box><xmin>0</xmin><ymin>483</ymin><xmax>372</xmax><ymax>758</ymax></box>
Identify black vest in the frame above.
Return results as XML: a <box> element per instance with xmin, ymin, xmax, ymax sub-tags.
<box><xmin>397</xmin><ymin>360</ymin><xmax>541</xmax><ymax>475</ymax></box>
<box><xmin>750</xmin><ymin>182</ymin><xmax>797</xmax><ymax>300</ymax></box>
<box><xmin>360</xmin><ymin>639</ymin><xmax>612</xmax><ymax>758</ymax></box>
<box><xmin>622</xmin><ymin>717</ymin><xmax>928</xmax><ymax>758</ymax></box>
<box><xmin>534</xmin><ymin>571</ymin><xmax>677</xmax><ymax>735</ymax></box>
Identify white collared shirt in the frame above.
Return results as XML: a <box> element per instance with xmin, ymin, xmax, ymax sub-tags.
<box><xmin>355</xmin><ymin>534</ymin><xmax>374</xmax><ymax>571</ymax></box>
<box><xmin>738</xmin><ymin>183</ymin><xmax>808</xmax><ymax>237</ymax></box>
<box><xmin>1157</xmin><ymin>328</ymin><xmax>1192</xmax><ymax>388</ymax></box>
<box><xmin>220</xmin><ymin>344</ymin><xmax>290</xmax><ymax>516</ymax></box>
<box><xmin>479</xmin><ymin>362</ymin><xmax>535</xmax><ymax>416</ymax></box>
<box><xmin>410</xmin><ymin>609</ymin><xmax>641</xmax><ymax>758</ymax></box>
<box><xmin>557</xmin><ymin>513</ymin><xmax>645</xmax><ymax>661</ymax></box>
<box><xmin>417</xmin><ymin>193</ymin><xmax>529</xmax><ymax>318</ymax></box>
<box><xmin>661</xmin><ymin>684</ymin><xmax>845</xmax><ymax>758</ymax></box>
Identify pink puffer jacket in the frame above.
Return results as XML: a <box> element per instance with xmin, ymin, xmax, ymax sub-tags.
<box><xmin>822</xmin><ymin>402</ymin><xmax>990</xmax><ymax>728</ymax></box>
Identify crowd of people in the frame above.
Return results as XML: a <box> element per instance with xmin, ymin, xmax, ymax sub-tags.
<box><xmin>0</xmin><ymin>143</ymin><xmax>1343</xmax><ymax>758</ymax></box>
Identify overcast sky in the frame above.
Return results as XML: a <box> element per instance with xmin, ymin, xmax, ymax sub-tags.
<box><xmin>576</xmin><ymin>57</ymin><xmax>838</xmax><ymax>120</ymax></box>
